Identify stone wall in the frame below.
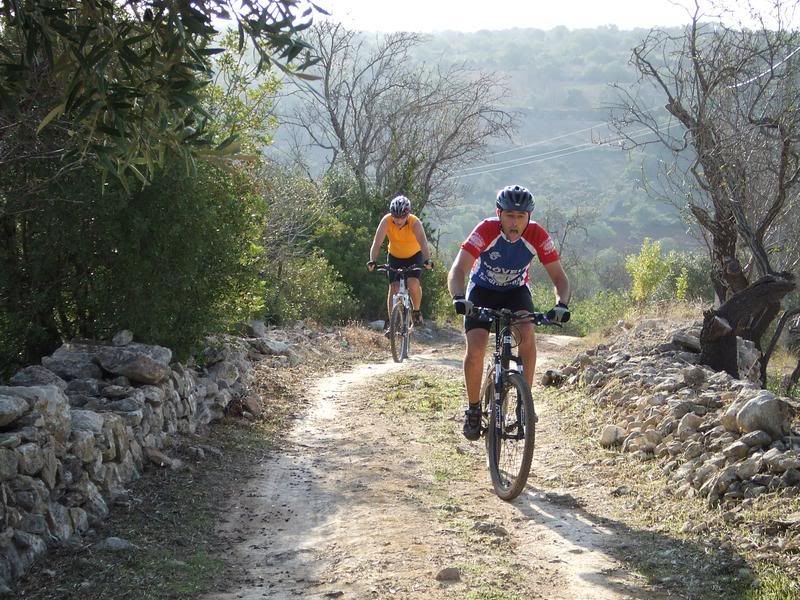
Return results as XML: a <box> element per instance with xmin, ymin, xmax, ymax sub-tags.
<box><xmin>552</xmin><ymin>319</ymin><xmax>800</xmax><ymax>511</ymax></box>
<box><xmin>0</xmin><ymin>327</ymin><xmax>286</xmax><ymax>593</ymax></box>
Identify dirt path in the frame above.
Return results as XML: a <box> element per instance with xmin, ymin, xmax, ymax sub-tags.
<box><xmin>204</xmin><ymin>335</ymin><xmax>668</xmax><ymax>600</ymax></box>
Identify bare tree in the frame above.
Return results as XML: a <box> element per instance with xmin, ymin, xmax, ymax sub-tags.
<box><xmin>256</xmin><ymin>162</ymin><xmax>330</xmax><ymax>311</ymax></box>
<box><xmin>609</xmin><ymin>0</ymin><xmax>800</xmax><ymax>383</ymax></box>
<box><xmin>281</xmin><ymin>22</ymin><xmax>515</xmax><ymax>211</ymax></box>
<box><xmin>536</xmin><ymin>201</ymin><xmax>600</xmax><ymax>272</ymax></box>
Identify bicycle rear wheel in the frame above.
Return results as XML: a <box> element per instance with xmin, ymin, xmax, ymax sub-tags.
<box><xmin>487</xmin><ymin>371</ymin><xmax>535</xmax><ymax>500</ymax></box>
<box><xmin>389</xmin><ymin>303</ymin><xmax>406</xmax><ymax>363</ymax></box>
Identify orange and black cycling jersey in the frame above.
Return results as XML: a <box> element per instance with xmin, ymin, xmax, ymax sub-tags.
<box><xmin>387</xmin><ymin>214</ymin><xmax>422</xmax><ymax>259</ymax></box>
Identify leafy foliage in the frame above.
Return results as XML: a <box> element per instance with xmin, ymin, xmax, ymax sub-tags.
<box><xmin>201</xmin><ymin>32</ymin><xmax>282</xmax><ymax>156</ymax></box>
<box><xmin>0</xmin><ymin>159</ymin><xmax>266</xmax><ymax>377</ymax></box>
<box><xmin>94</xmin><ymin>161</ymin><xmax>267</xmax><ymax>354</ymax></box>
<box><xmin>0</xmin><ymin>0</ymin><xmax>318</xmax><ymax>185</ymax></box>
<box><xmin>261</xmin><ymin>251</ymin><xmax>354</xmax><ymax>324</ymax></box>
<box><xmin>624</xmin><ymin>239</ymin><xmax>714</xmax><ymax>304</ymax></box>
<box><xmin>625</xmin><ymin>238</ymin><xmax>672</xmax><ymax>303</ymax></box>
<box><xmin>566</xmin><ymin>290</ymin><xmax>629</xmax><ymax>337</ymax></box>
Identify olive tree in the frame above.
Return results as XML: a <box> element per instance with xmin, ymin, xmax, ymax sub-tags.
<box><xmin>0</xmin><ymin>0</ymin><xmax>321</xmax><ymax>186</ymax></box>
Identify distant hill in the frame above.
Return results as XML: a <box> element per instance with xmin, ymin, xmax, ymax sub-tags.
<box><xmin>266</xmin><ymin>25</ymin><xmax>697</xmax><ymax>269</ymax></box>
<box><xmin>409</xmin><ymin>27</ymin><xmax>690</xmax><ymax>256</ymax></box>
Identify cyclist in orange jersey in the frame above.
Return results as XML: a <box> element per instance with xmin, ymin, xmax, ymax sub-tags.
<box><xmin>367</xmin><ymin>195</ymin><xmax>433</xmax><ymax>331</ymax></box>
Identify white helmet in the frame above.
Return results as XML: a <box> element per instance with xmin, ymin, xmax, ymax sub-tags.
<box><xmin>389</xmin><ymin>195</ymin><xmax>411</xmax><ymax>217</ymax></box>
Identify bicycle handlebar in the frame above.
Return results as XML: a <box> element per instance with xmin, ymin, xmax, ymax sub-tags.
<box><xmin>374</xmin><ymin>264</ymin><xmax>434</xmax><ymax>276</ymax></box>
<box><xmin>469</xmin><ymin>306</ymin><xmax>562</xmax><ymax>328</ymax></box>
<box><xmin>375</xmin><ymin>264</ymin><xmax>417</xmax><ymax>273</ymax></box>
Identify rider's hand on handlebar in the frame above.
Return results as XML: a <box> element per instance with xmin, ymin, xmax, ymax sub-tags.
<box><xmin>546</xmin><ymin>301</ymin><xmax>570</xmax><ymax>323</ymax></box>
<box><xmin>453</xmin><ymin>295</ymin><xmax>473</xmax><ymax>316</ymax></box>
<box><xmin>367</xmin><ymin>260</ymin><xmax>377</xmax><ymax>272</ymax></box>
<box><xmin>423</xmin><ymin>259</ymin><xmax>434</xmax><ymax>270</ymax></box>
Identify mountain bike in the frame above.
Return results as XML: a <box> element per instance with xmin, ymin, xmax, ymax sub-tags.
<box><xmin>470</xmin><ymin>306</ymin><xmax>560</xmax><ymax>500</ymax></box>
<box><xmin>376</xmin><ymin>265</ymin><xmax>415</xmax><ymax>363</ymax></box>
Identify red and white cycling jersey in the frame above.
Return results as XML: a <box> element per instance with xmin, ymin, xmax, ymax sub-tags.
<box><xmin>461</xmin><ymin>218</ymin><xmax>559</xmax><ymax>291</ymax></box>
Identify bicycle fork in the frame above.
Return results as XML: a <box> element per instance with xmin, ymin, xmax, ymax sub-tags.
<box><xmin>493</xmin><ymin>329</ymin><xmax>529</xmax><ymax>441</ymax></box>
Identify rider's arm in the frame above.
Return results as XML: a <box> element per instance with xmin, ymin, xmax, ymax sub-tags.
<box><xmin>369</xmin><ymin>215</ymin><xmax>390</xmax><ymax>262</ymax></box>
<box><xmin>543</xmin><ymin>259</ymin><xmax>571</xmax><ymax>306</ymax></box>
<box><xmin>411</xmin><ymin>218</ymin><xmax>432</xmax><ymax>262</ymax></box>
<box><xmin>447</xmin><ymin>248</ymin><xmax>477</xmax><ymax>298</ymax></box>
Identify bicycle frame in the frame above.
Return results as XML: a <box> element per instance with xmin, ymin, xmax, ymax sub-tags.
<box><xmin>392</xmin><ymin>273</ymin><xmax>412</xmax><ymax>312</ymax></box>
<box><xmin>473</xmin><ymin>306</ymin><xmax>557</xmax><ymax>499</ymax></box>
<box><xmin>376</xmin><ymin>265</ymin><xmax>414</xmax><ymax>311</ymax></box>
<box><xmin>375</xmin><ymin>265</ymin><xmax>417</xmax><ymax>362</ymax></box>
<box><xmin>488</xmin><ymin>309</ymin><xmax>528</xmax><ymax>441</ymax></box>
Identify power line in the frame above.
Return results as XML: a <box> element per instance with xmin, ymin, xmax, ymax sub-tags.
<box><xmin>455</xmin><ymin>122</ymin><xmax>671</xmax><ymax>174</ymax></box>
<box><xmin>448</xmin><ymin>126</ymin><xmax>673</xmax><ymax>180</ymax></box>
<box><xmin>480</xmin><ymin>103</ymin><xmax>668</xmax><ymax>159</ymax></box>
<box><xmin>727</xmin><ymin>44</ymin><xmax>800</xmax><ymax>89</ymax></box>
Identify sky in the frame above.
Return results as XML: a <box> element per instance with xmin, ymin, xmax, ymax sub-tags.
<box><xmin>316</xmin><ymin>0</ymin><xmax>790</xmax><ymax>33</ymax></box>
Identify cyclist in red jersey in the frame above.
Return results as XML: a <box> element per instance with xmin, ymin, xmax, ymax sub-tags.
<box><xmin>447</xmin><ymin>185</ymin><xmax>571</xmax><ymax>441</ymax></box>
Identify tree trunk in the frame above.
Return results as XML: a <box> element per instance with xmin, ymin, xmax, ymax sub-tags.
<box><xmin>700</xmin><ymin>273</ymin><xmax>796</xmax><ymax>382</ymax></box>
<box><xmin>785</xmin><ymin>360</ymin><xmax>800</xmax><ymax>396</ymax></box>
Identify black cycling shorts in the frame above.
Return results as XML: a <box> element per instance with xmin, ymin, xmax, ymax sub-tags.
<box><xmin>387</xmin><ymin>251</ymin><xmax>423</xmax><ymax>283</ymax></box>
<box><xmin>464</xmin><ymin>285</ymin><xmax>535</xmax><ymax>332</ymax></box>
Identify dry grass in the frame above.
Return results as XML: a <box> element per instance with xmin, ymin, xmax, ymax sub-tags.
<box><xmin>623</xmin><ymin>299</ymin><xmax>706</xmax><ymax>324</ymax></box>
<box><xmin>540</xmin><ymin>383</ymin><xmax>800</xmax><ymax>600</ymax></box>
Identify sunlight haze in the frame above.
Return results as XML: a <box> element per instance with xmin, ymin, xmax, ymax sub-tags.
<box><xmin>319</xmin><ymin>0</ymin><xmax>790</xmax><ymax>32</ymax></box>
<box><xmin>323</xmin><ymin>0</ymin><xmax>691</xmax><ymax>31</ymax></box>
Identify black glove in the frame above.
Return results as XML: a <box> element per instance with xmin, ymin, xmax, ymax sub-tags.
<box><xmin>423</xmin><ymin>259</ymin><xmax>434</xmax><ymax>270</ymax></box>
<box><xmin>366</xmin><ymin>260</ymin><xmax>377</xmax><ymax>271</ymax></box>
<box><xmin>453</xmin><ymin>295</ymin><xmax>473</xmax><ymax>316</ymax></box>
<box><xmin>546</xmin><ymin>301</ymin><xmax>570</xmax><ymax>323</ymax></box>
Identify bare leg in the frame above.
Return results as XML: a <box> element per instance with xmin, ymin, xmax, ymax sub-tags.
<box><xmin>464</xmin><ymin>328</ymin><xmax>489</xmax><ymax>404</ymax></box>
<box><xmin>407</xmin><ymin>277</ymin><xmax>422</xmax><ymax>311</ymax></box>
<box><xmin>515</xmin><ymin>322</ymin><xmax>537</xmax><ymax>389</ymax></box>
<box><xmin>386</xmin><ymin>281</ymin><xmax>400</xmax><ymax>319</ymax></box>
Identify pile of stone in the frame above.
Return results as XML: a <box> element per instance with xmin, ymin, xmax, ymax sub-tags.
<box><xmin>0</xmin><ymin>323</ymin><xmax>295</xmax><ymax>592</ymax></box>
<box><xmin>551</xmin><ymin>318</ymin><xmax>800</xmax><ymax>507</ymax></box>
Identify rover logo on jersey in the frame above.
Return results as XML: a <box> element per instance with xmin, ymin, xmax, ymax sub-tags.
<box><xmin>542</xmin><ymin>237</ymin><xmax>555</xmax><ymax>253</ymax></box>
<box><xmin>483</xmin><ymin>265</ymin><xmax>522</xmax><ymax>286</ymax></box>
<box><xmin>489</xmin><ymin>251</ymin><xmax>501</xmax><ymax>260</ymax></box>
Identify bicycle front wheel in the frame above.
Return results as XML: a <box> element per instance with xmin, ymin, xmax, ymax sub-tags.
<box><xmin>487</xmin><ymin>371</ymin><xmax>536</xmax><ymax>501</ymax></box>
<box><xmin>389</xmin><ymin>303</ymin><xmax>406</xmax><ymax>363</ymax></box>
<box><xmin>402</xmin><ymin>307</ymin><xmax>411</xmax><ymax>359</ymax></box>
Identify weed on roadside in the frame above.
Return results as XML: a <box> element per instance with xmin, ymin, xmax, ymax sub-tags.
<box><xmin>538</xmin><ymin>385</ymin><xmax>800</xmax><ymax>600</ymax></box>
<box><xmin>15</xmin><ymin>419</ymin><xmax>275</xmax><ymax>599</ymax></box>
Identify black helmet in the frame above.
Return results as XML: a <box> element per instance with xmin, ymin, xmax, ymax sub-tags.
<box><xmin>389</xmin><ymin>195</ymin><xmax>411</xmax><ymax>217</ymax></box>
<box><xmin>496</xmin><ymin>185</ymin><xmax>534</xmax><ymax>212</ymax></box>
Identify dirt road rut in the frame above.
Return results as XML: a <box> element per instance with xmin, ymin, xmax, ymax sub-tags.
<box><xmin>205</xmin><ymin>337</ymin><xmax>666</xmax><ymax>599</ymax></box>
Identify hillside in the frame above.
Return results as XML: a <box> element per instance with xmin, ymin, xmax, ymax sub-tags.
<box><xmin>266</xmin><ymin>25</ymin><xmax>697</xmax><ymax>283</ymax></box>
<box><xmin>414</xmin><ymin>27</ymin><xmax>689</xmax><ymax>255</ymax></box>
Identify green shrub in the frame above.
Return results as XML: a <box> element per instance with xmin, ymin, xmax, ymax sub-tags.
<box><xmin>93</xmin><ymin>161</ymin><xmax>267</xmax><ymax>355</ymax></box>
<box><xmin>625</xmin><ymin>239</ymin><xmax>713</xmax><ymax>304</ymax></box>
<box><xmin>426</xmin><ymin>262</ymin><xmax>458</xmax><ymax>325</ymax></box>
<box><xmin>675</xmin><ymin>266</ymin><xmax>690</xmax><ymax>300</ymax></box>
<box><xmin>0</xmin><ymin>159</ymin><xmax>267</xmax><ymax>375</ymax></box>
<box><xmin>565</xmin><ymin>290</ymin><xmax>629</xmax><ymax>337</ymax></box>
<box><xmin>625</xmin><ymin>238</ymin><xmax>671</xmax><ymax>303</ymax></box>
<box><xmin>262</xmin><ymin>252</ymin><xmax>355</xmax><ymax>323</ymax></box>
